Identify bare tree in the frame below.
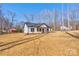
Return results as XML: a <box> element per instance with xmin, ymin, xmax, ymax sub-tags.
<box><xmin>69</xmin><ymin>9</ymin><xmax>77</xmax><ymax>30</ymax></box>
<box><xmin>24</xmin><ymin>14</ymin><xmax>34</xmax><ymax>22</ymax></box>
<box><xmin>52</xmin><ymin>8</ymin><xmax>60</xmax><ymax>31</ymax></box>
<box><xmin>8</xmin><ymin>10</ymin><xmax>16</xmax><ymax>28</ymax></box>
<box><xmin>5</xmin><ymin>18</ymin><xmax>11</xmax><ymax>32</ymax></box>
<box><xmin>16</xmin><ymin>21</ymin><xmax>25</xmax><ymax>32</ymax></box>
<box><xmin>0</xmin><ymin>4</ymin><xmax>5</xmax><ymax>34</ymax></box>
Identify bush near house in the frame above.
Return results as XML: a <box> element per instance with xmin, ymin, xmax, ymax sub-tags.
<box><xmin>16</xmin><ymin>28</ymin><xmax>23</xmax><ymax>32</ymax></box>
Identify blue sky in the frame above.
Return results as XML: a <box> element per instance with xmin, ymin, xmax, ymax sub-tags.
<box><xmin>2</xmin><ymin>3</ymin><xmax>79</xmax><ymax>23</ymax></box>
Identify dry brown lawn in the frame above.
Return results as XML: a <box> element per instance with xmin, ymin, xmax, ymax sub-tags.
<box><xmin>0</xmin><ymin>33</ymin><xmax>38</xmax><ymax>43</ymax></box>
<box><xmin>0</xmin><ymin>31</ymin><xmax>79</xmax><ymax>56</ymax></box>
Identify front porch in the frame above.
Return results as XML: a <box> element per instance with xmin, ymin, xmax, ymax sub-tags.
<box><xmin>37</xmin><ymin>27</ymin><xmax>50</xmax><ymax>33</ymax></box>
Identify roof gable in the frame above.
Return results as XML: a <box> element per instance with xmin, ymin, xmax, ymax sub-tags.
<box><xmin>24</xmin><ymin>22</ymin><xmax>50</xmax><ymax>28</ymax></box>
<box><xmin>40</xmin><ymin>24</ymin><xmax>47</xmax><ymax>28</ymax></box>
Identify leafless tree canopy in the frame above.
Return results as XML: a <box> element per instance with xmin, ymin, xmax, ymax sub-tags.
<box><xmin>1</xmin><ymin>4</ymin><xmax>79</xmax><ymax>34</ymax></box>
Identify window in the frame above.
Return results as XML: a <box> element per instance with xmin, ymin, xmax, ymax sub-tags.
<box><xmin>37</xmin><ymin>28</ymin><xmax>41</xmax><ymax>32</ymax></box>
<box><xmin>47</xmin><ymin>28</ymin><xmax>49</xmax><ymax>32</ymax></box>
<box><xmin>31</xmin><ymin>28</ymin><xmax>34</xmax><ymax>32</ymax></box>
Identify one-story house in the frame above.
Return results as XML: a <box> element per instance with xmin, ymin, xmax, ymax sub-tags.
<box><xmin>24</xmin><ymin>22</ymin><xmax>51</xmax><ymax>34</ymax></box>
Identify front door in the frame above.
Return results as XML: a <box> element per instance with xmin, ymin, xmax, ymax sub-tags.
<box><xmin>42</xmin><ymin>28</ymin><xmax>47</xmax><ymax>33</ymax></box>
<box><xmin>42</xmin><ymin>28</ymin><xmax>44</xmax><ymax>33</ymax></box>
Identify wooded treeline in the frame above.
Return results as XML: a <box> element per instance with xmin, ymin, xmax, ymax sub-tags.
<box><xmin>0</xmin><ymin>4</ymin><xmax>79</xmax><ymax>34</ymax></box>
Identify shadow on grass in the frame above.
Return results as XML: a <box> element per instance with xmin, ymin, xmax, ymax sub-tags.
<box><xmin>0</xmin><ymin>42</ymin><xmax>3</xmax><ymax>44</ymax></box>
<box><xmin>0</xmin><ymin>34</ymin><xmax>46</xmax><ymax>51</ymax></box>
<box><xmin>65</xmin><ymin>32</ymin><xmax>79</xmax><ymax>39</ymax></box>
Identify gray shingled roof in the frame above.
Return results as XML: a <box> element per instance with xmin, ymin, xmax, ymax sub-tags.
<box><xmin>25</xmin><ymin>22</ymin><xmax>50</xmax><ymax>28</ymax></box>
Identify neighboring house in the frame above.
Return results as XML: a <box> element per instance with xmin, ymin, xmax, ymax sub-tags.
<box><xmin>9</xmin><ymin>28</ymin><xmax>16</xmax><ymax>32</ymax></box>
<box><xmin>60</xmin><ymin>26</ymin><xmax>72</xmax><ymax>31</ymax></box>
<box><xmin>24</xmin><ymin>22</ymin><xmax>51</xmax><ymax>34</ymax></box>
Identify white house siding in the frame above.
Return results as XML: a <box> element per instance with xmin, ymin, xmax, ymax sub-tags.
<box><xmin>48</xmin><ymin>28</ymin><xmax>51</xmax><ymax>32</ymax></box>
<box><xmin>28</xmin><ymin>27</ymin><xmax>34</xmax><ymax>33</ymax></box>
<box><xmin>24</xmin><ymin>24</ymin><xmax>28</xmax><ymax>33</ymax></box>
<box><xmin>34</xmin><ymin>27</ymin><xmax>41</xmax><ymax>33</ymax></box>
<box><xmin>28</xmin><ymin>27</ymin><xmax>41</xmax><ymax>33</ymax></box>
<box><xmin>28</xmin><ymin>27</ymin><xmax>35</xmax><ymax>33</ymax></box>
<box><xmin>35</xmin><ymin>27</ymin><xmax>42</xmax><ymax>33</ymax></box>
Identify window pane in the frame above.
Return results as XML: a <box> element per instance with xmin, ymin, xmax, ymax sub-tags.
<box><xmin>31</xmin><ymin>28</ymin><xmax>34</xmax><ymax>32</ymax></box>
<box><xmin>37</xmin><ymin>28</ymin><xmax>41</xmax><ymax>31</ymax></box>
